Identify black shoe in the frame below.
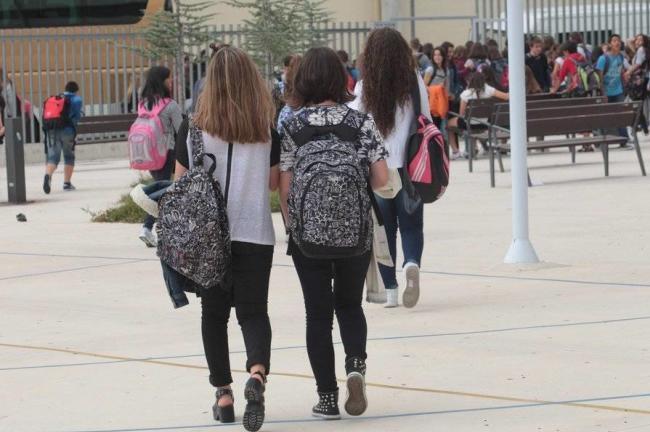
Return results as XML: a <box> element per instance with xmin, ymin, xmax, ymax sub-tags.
<box><xmin>243</xmin><ymin>372</ymin><xmax>266</xmax><ymax>432</ymax></box>
<box><xmin>43</xmin><ymin>174</ymin><xmax>51</xmax><ymax>194</ymax></box>
<box><xmin>212</xmin><ymin>388</ymin><xmax>235</xmax><ymax>424</ymax></box>
<box><xmin>63</xmin><ymin>182</ymin><xmax>76</xmax><ymax>191</ymax></box>
<box><xmin>312</xmin><ymin>390</ymin><xmax>340</xmax><ymax>420</ymax></box>
<box><xmin>344</xmin><ymin>357</ymin><xmax>368</xmax><ymax>416</ymax></box>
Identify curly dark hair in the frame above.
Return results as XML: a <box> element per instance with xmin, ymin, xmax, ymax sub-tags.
<box><xmin>361</xmin><ymin>27</ymin><xmax>417</xmax><ymax>137</ymax></box>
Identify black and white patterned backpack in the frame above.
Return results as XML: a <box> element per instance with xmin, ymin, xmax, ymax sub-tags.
<box><xmin>157</xmin><ymin>121</ymin><xmax>232</xmax><ymax>289</ymax></box>
<box><xmin>287</xmin><ymin>109</ymin><xmax>372</xmax><ymax>259</ymax></box>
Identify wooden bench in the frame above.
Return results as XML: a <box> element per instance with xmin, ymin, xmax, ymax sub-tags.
<box><xmin>481</xmin><ymin>97</ymin><xmax>608</xmax><ymax>151</ymax></box>
<box><xmin>448</xmin><ymin>97</ymin><xmax>502</xmax><ymax>173</ymax></box>
<box><xmin>449</xmin><ymin>96</ymin><xmax>606</xmax><ymax>173</ymax></box>
<box><xmin>488</xmin><ymin>101</ymin><xmax>646</xmax><ymax>187</ymax></box>
<box><xmin>75</xmin><ymin>114</ymin><xmax>136</xmax><ymax>144</ymax></box>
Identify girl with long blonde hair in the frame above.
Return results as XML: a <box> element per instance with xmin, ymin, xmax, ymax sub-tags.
<box><xmin>174</xmin><ymin>45</ymin><xmax>279</xmax><ymax>432</ymax></box>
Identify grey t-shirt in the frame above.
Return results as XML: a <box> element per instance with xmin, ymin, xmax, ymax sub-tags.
<box><xmin>158</xmin><ymin>100</ymin><xmax>183</xmax><ymax>150</ymax></box>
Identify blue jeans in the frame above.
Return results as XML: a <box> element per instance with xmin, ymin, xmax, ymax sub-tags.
<box><xmin>376</xmin><ymin>190</ymin><xmax>424</xmax><ymax>289</ymax></box>
<box><xmin>608</xmin><ymin>94</ymin><xmax>630</xmax><ymax>139</ymax></box>
<box><xmin>46</xmin><ymin>130</ymin><xmax>75</xmax><ymax>166</ymax></box>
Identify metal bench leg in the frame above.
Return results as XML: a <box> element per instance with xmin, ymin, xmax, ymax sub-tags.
<box><xmin>489</xmin><ymin>141</ymin><xmax>496</xmax><ymax>188</ymax></box>
<box><xmin>601</xmin><ymin>144</ymin><xmax>610</xmax><ymax>176</ymax></box>
<box><xmin>466</xmin><ymin>134</ymin><xmax>473</xmax><ymax>173</ymax></box>
<box><xmin>570</xmin><ymin>145</ymin><xmax>576</xmax><ymax>164</ymax></box>
<box><xmin>633</xmin><ymin>135</ymin><xmax>647</xmax><ymax>176</ymax></box>
<box><xmin>497</xmin><ymin>147</ymin><xmax>505</xmax><ymax>172</ymax></box>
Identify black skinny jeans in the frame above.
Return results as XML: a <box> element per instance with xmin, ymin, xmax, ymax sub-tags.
<box><xmin>201</xmin><ymin>242</ymin><xmax>274</xmax><ymax>388</ymax></box>
<box><xmin>143</xmin><ymin>150</ymin><xmax>175</xmax><ymax>230</ymax></box>
<box><xmin>291</xmin><ymin>244</ymin><xmax>371</xmax><ymax>393</ymax></box>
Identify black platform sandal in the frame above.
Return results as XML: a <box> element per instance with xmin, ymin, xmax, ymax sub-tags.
<box><xmin>212</xmin><ymin>387</ymin><xmax>235</xmax><ymax>423</ymax></box>
<box><xmin>243</xmin><ymin>371</ymin><xmax>266</xmax><ymax>432</ymax></box>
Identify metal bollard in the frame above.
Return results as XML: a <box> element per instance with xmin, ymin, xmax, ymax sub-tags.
<box><xmin>5</xmin><ymin>117</ymin><xmax>26</xmax><ymax>204</ymax></box>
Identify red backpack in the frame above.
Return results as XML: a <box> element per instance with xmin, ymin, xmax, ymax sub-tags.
<box><xmin>406</xmin><ymin>83</ymin><xmax>449</xmax><ymax>203</ymax></box>
<box><xmin>43</xmin><ymin>94</ymin><xmax>71</xmax><ymax>130</ymax></box>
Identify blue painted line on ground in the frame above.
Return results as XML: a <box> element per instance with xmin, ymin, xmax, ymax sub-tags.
<box><xmin>0</xmin><ymin>259</ymin><xmax>145</xmax><ymax>282</ymax></box>
<box><xmin>3</xmin><ymin>315</ymin><xmax>649</xmax><ymax>372</ymax></box>
<box><xmin>2</xmin><ymin>250</ymin><xmax>649</xmax><ymax>288</ymax></box>
<box><xmin>55</xmin><ymin>392</ymin><xmax>650</xmax><ymax>432</ymax></box>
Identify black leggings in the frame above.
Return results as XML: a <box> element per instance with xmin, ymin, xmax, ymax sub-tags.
<box><xmin>201</xmin><ymin>242</ymin><xmax>274</xmax><ymax>387</ymax></box>
<box><xmin>291</xmin><ymin>244</ymin><xmax>371</xmax><ymax>392</ymax></box>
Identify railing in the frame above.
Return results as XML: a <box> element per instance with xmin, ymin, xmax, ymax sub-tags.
<box><xmin>0</xmin><ymin>22</ymin><xmax>377</xmax><ymax>144</ymax></box>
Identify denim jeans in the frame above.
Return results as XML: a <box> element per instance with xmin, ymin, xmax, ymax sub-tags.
<box><xmin>376</xmin><ymin>190</ymin><xmax>424</xmax><ymax>289</ymax></box>
<box><xmin>608</xmin><ymin>94</ymin><xmax>630</xmax><ymax>139</ymax></box>
<box><xmin>143</xmin><ymin>150</ymin><xmax>174</xmax><ymax>230</ymax></box>
<box><xmin>46</xmin><ymin>130</ymin><xmax>76</xmax><ymax>166</ymax></box>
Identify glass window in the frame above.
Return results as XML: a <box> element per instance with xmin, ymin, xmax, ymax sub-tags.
<box><xmin>0</xmin><ymin>0</ymin><xmax>151</xmax><ymax>29</ymax></box>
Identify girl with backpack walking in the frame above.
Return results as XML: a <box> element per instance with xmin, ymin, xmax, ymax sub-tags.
<box><xmin>349</xmin><ymin>27</ymin><xmax>432</xmax><ymax>308</ymax></box>
<box><xmin>137</xmin><ymin>66</ymin><xmax>183</xmax><ymax>247</ymax></box>
<box><xmin>173</xmin><ymin>46</ymin><xmax>279</xmax><ymax>432</ymax></box>
<box><xmin>279</xmin><ymin>47</ymin><xmax>388</xmax><ymax>420</ymax></box>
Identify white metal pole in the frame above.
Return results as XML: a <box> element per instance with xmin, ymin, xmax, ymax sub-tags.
<box><xmin>504</xmin><ymin>0</ymin><xmax>540</xmax><ymax>264</ymax></box>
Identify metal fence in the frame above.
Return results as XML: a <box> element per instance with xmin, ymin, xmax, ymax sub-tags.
<box><xmin>474</xmin><ymin>0</ymin><xmax>650</xmax><ymax>46</ymax></box>
<box><xmin>0</xmin><ymin>21</ymin><xmax>376</xmax><ymax>144</ymax></box>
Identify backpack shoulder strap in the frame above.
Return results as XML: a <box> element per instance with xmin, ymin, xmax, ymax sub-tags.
<box><xmin>188</xmin><ymin>116</ymin><xmax>206</xmax><ymax>169</ymax></box>
<box><xmin>410</xmin><ymin>75</ymin><xmax>422</xmax><ymax>118</ymax></box>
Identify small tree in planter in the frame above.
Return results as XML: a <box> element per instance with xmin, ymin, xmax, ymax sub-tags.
<box><xmin>227</xmin><ymin>0</ymin><xmax>331</xmax><ymax>79</ymax></box>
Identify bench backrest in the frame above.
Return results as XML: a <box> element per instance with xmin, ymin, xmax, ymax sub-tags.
<box><xmin>525</xmin><ymin>92</ymin><xmax>561</xmax><ymax>101</ymax></box>
<box><xmin>76</xmin><ymin>114</ymin><xmax>136</xmax><ymax>135</ymax></box>
<box><xmin>493</xmin><ymin>97</ymin><xmax>607</xmax><ymax>121</ymax></box>
<box><xmin>493</xmin><ymin>102</ymin><xmax>640</xmax><ymax>137</ymax></box>
<box><xmin>465</xmin><ymin>97</ymin><xmax>503</xmax><ymax>121</ymax></box>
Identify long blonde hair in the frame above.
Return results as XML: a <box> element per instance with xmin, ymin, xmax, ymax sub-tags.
<box><xmin>194</xmin><ymin>46</ymin><xmax>274</xmax><ymax>143</ymax></box>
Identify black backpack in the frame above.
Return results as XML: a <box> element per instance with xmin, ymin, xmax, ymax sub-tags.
<box><xmin>156</xmin><ymin>120</ymin><xmax>232</xmax><ymax>289</ymax></box>
<box><xmin>285</xmin><ymin>109</ymin><xmax>374</xmax><ymax>259</ymax></box>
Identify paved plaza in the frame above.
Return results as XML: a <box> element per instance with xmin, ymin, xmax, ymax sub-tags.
<box><xmin>1</xmin><ymin>141</ymin><xmax>649</xmax><ymax>432</ymax></box>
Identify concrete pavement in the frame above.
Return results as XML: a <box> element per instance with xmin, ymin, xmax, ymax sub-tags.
<box><xmin>1</xmin><ymin>142</ymin><xmax>649</xmax><ymax>432</ymax></box>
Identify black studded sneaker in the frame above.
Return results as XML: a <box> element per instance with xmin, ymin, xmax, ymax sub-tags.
<box><xmin>344</xmin><ymin>357</ymin><xmax>368</xmax><ymax>416</ymax></box>
<box><xmin>312</xmin><ymin>390</ymin><xmax>340</xmax><ymax>420</ymax></box>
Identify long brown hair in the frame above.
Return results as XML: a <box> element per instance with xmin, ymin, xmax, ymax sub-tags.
<box><xmin>361</xmin><ymin>27</ymin><xmax>417</xmax><ymax>137</ymax></box>
<box><xmin>194</xmin><ymin>46</ymin><xmax>274</xmax><ymax>143</ymax></box>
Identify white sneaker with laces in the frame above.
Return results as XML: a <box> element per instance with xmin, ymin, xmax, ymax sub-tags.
<box><xmin>384</xmin><ymin>288</ymin><xmax>399</xmax><ymax>308</ymax></box>
<box><xmin>403</xmin><ymin>262</ymin><xmax>420</xmax><ymax>308</ymax></box>
<box><xmin>139</xmin><ymin>227</ymin><xmax>157</xmax><ymax>248</ymax></box>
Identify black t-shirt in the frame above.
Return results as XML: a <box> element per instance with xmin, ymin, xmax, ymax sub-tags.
<box><xmin>175</xmin><ymin>117</ymin><xmax>281</xmax><ymax>169</ymax></box>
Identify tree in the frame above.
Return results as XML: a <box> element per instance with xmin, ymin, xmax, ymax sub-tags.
<box><xmin>227</xmin><ymin>0</ymin><xmax>331</xmax><ymax>77</ymax></box>
<box><xmin>135</xmin><ymin>0</ymin><xmax>216</xmax><ymax>110</ymax></box>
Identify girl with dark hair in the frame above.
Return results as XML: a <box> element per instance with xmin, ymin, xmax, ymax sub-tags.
<box><xmin>465</xmin><ymin>42</ymin><xmax>490</xmax><ymax>75</ymax></box>
<box><xmin>138</xmin><ymin>66</ymin><xmax>183</xmax><ymax>247</ymax></box>
<box><xmin>447</xmin><ymin>71</ymin><xmax>508</xmax><ymax>155</ymax></box>
<box><xmin>488</xmin><ymin>45</ymin><xmax>509</xmax><ymax>91</ymax></box>
<box><xmin>350</xmin><ymin>27</ymin><xmax>432</xmax><ymax>309</ymax></box>
<box><xmin>428</xmin><ymin>47</ymin><xmax>451</xmax><ymax>128</ymax></box>
<box><xmin>625</xmin><ymin>34</ymin><xmax>650</xmax><ymax>133</ymax></box>
<box><xmin>279</xmin><ymin>46</ymin><xmax>388</xmax><ymax>420</ymax></box>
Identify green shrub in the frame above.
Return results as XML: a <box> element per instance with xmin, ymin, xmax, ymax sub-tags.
<box><xmin>90</xmin><ymin>186</ymin><xmax>281</xmax><ymax>224</ymax></box>
<box><xmin>90</xmin><ymin>193</ymin><xmax>147</xmax><ymax>223</ymax></box>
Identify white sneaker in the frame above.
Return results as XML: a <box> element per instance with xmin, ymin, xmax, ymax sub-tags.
<box><xmin>451</xmin><ymin>151</ymin><xmax>461</xmax><ymax>160</ymax></box>
<box><xmin>139</xmin><ymin>227</ymin><xmax>157</xmax><ymax>248</ymax></box>
<box><xmin>384</xmin><ymin>288</ymin><xmax>399</xmax><ymax>308</ymax></box>
<box><xmin>403</xmin><ymin>262</ymin><xmax>420</xmax><ymax>308</ymax></box>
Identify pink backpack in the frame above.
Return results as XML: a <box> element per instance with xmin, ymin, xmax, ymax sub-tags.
<box><xmin>128</xmin><ymin>98</ymin><xmax>171</xmax><ymax>170</ymax></box>
<box><xmin>405</xmin><ymin>84</ymin><xmax>450</xmax><ymax>204</ymax></box>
